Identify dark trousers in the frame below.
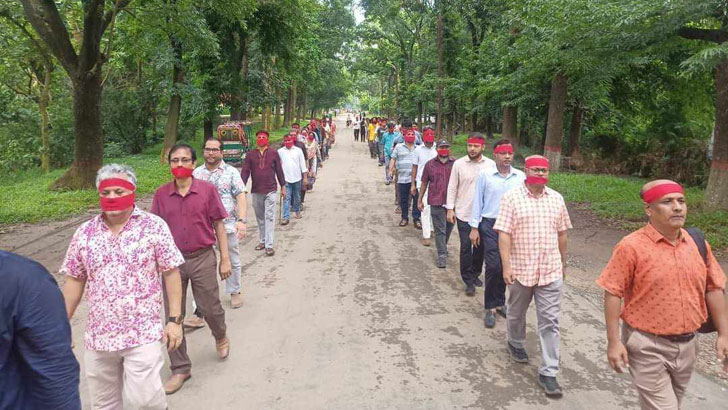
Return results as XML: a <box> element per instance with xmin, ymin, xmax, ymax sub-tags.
<box><xmin>456</xmin><ymin>218</ymin><xmax>484</xmax><ymax>287</ymax></box>
<box><xmin>164</xmin><ymin>248</ymin><xmax>226</xmax><ymax>375</ymax></box>
<box><xmin>369</xmin><ymin>141</ymin><xmax>378</xmax><ymax>158</ymax></box>
<box><xmin>479</xmin><ymin>218</ymin><xmax>506</xmax><ymax>309</ymax></box>
<box><xmin>397</xmin><ymin>182</ymin><xmax>421</xmax><ymax>221</ymax></box>
<box><xmin>430</xmin><ymin>205</ymin><xmax>454</xmax><ymax>258</ymax></box>
<box><xmin>354</xmin><ymin>129</ymin><xmax>360</xmax><ymax>141</ymax></box>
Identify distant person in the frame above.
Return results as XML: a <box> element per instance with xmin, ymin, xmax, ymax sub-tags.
<box><xmin>61</xmin><ymin>164</ymin><xmax>184</xmax><ymax>407</ymax></box>
<box><xmin>389</xmin><ymin>129</ymin><xmax>420</xmax><ymax>227</ymax></box>
<box><xmin>1</xmin><ymin>251</ymin><xmax>80</xmax><ymax>410</ymax></box>
<box><xmin>194</xmin><ymin>138</ymin><xmax>248</xmax><ymax>309</ymax></box>
<box><xmin>241</xmin><ymin>131</ymin><xmax>287</xmax><ymax>256</ymax></box>
<box><xmin>445</xmin><ymin>133</ymin><xmax>494</xmax><ymax>296</ymax></box>
<box><xmin>418</xmin><ymin>139</ymin><xmax>455</xmax><ymax>268</ymax></box>
<box><xmin>381</xmin><ymin>122</ymin><xmax>400</xmax><ymax>184</ymax></box>
<box><xmin>411</xmin><ymin>128</ymin><xmax>437</xmax><ymax>245</ymax></box>
<box><xmin>494</xmin><ymin>155</ymin><xmax>572</xmax><ymax>398</ymax></box>
<box><xmin>353</xmin><ymin>116</ymin><xmax>361</xmax><ymax>141</ymax></box>
<box><xmin>597</xmin><ymin>179</ymin><xmax>728</xmax><ymax>409</ymax></box>
<box><xmin>278</xmin><ymin>135</ymin><xmax>308</xmax><ymax>224</ymax></box>
<box><xmin>152</xmin><ymin>145</ymin><xmax>231</xmax><ymax>394</ymax></box>
<box><xmin>368</xmin><ymin>118</ymin><xmax>378</xmax><ymax>158</ymax></box>
<box><xmin>469</xmin><ymin>139</ymin><xmax>525</xmax><ymax>329</ymax></box>
<box><xmin>360</xmin><ymin>116</ymin><xmax>367</xmax><ymax>143</ymax></box>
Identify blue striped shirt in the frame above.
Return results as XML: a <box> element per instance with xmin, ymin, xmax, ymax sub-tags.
<box><xmin>392</xmin><ymin>144</ymin><xmax>417</xmax><ymax>184</ymax></box>
<box><xmin>469</xmin><ymin>167</ymin><xmax>525</xmax><ymax>227</ymax></box>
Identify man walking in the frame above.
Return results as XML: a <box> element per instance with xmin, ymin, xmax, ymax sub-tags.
<box><xmin>2</xmin><ymin>251</ymin><xmax>80</xmax><ymax>410</ymax></box>
<box><xmin>494</xmin><ymin>155</ymin><xmax>572</xmax><ymax>397</ymax></box>
<box><xmin>469</xmin><ymin>140</ymin><xmax>525</xmax><ymax>328</ymax></box>
<box><xmin>241</xmin><ymin>130</ymin><xmax>287</xmax><ymax>256</ymax></box>
<box><xmin>419</xmin><ymin>139</ymin><xmax>455</xmax><ymax>268</ymax></box>
<box><xmin>278</xmin><ymin>135</ymin><xmax>308</xmax><ymax>224</ymax></box>
<box><xmin>194</xmin><ymin>138</ymin><xmax>248</xmax><ymax>309</ymax></box>
<box><xmin>597</xmin><ymin>179</ymin><xmax>728</xmax><ymax>409</ymax></box>
<box><xmin>390</xmin><ymin>129</ymin><xmax>420</xmax><ymax>227</ymax></box>
<box><xmin>411</xmin><ymin>128</ymin><xmax>437</xmax><ymax>245</ymax></box>
<box><xmin>353</xmin><ymin>116</ymin><xmax>360</xmax><ymax>142</ymax></box>
<box><xmin>152</xmin><ymin>144</ymin><xmax>231</xmax><ymax>394</ymax></box>
<box><xmin>445</xmin><ymin>133</ymin><xmax>495</xmax><ymax>296</ymax></box>
<box><xmin>62</xmin><ymin>164</ymin><xmax>185</xmax><ymax>406</ymax></box>
<box><xmin>381</xmin><ymin>122</ymin><xmax>400</xmax><ymax>184</ymax></box>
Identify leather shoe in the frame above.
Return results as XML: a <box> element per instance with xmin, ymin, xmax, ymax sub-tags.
<box><xmin>230</xmin><ymin>293</ymin><xmax>243</xmax><ymax>309</ymax></box>
<box><xmin>421</xmin><ymin>238</ymin><xmax>432</xmax><ymax>247</ymax></box>
<box><xmin>484</xmin><ymin>310</ymin><xmax>496</xmax><ymax>328</ymax></box>
<box><xmin>465</xmin><ymin>284</ymin><xmax>476</xmax><ymax>297</ymax></box>
<box><xmin>216</xmin><ymin>337</ymin><xmax>230</xmax><ymax>360</ymax></box>
<box><xmin>164</xmin><ymin>373</ymin><xmax>191</xmax><ymax>395</ymax></box>
<box><xmin>474</xmin><ymin>277</ymin><xmax>483</xmax><ymax>287</ymax></box>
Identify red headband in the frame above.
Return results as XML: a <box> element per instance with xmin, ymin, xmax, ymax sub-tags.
<box><xmin>642</xmin><ymin>182</ymin><xmax>684</xmax><ymax>204</ymax></box>
<box><xmin>98</xmin><ymin>178</ymin><xmax>135</xmax><ymax>192</ymax></box>
<box><xmin>494</xmin><ymin>144</ymin><xmax>514</xmax><ymax>154</ymax></box>
<box><xmin>525</xmin><ymin>157</ymin><xmax>549</xmax><ymax>169</ymax></box>
<box><xmin>467</xmin><ymin>137</ymin><xmax>485</xmax><ymax>145</ymax></box>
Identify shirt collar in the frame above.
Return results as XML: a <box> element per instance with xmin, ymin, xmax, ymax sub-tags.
<box><xmin>465</xmin><ymin>155</ymin><xmax>485</xmax><ymax>163</ymax></box>
<box><xmin>169</xmin><ymin>177</ymin><xmax>199</xmax><ymax>196</ymax></box>
<box><xmin>492</xmin><ymin>167</ymin><xmax>519</xmax><ymax>178</ymax></box>
<box><xmin>99</xmin><ymin>205</ymin><xmax>141</xmax><ymax>233</ymax></box>
<box><xmin>643</xmin><ymin>223</ymin><xmax>687</xmax><ymax>244</ymax></box>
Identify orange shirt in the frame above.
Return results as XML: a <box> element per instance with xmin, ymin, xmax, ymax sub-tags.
<box><xmin>597</xmin><ymin>223</ymin><xmax>726</xmax><ymax>335</ymax></box>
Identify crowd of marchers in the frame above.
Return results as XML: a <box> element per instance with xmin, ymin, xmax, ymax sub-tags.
<box><xmin>376</xmin><ymin>116</ymin><xmax>728</xmax><ymax>408</ymax></box>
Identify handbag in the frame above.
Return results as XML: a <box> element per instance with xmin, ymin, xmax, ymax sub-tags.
<box><xmin>685</xmin><ymin>227</ymin><xmax>719</xmax><ymax>334</ymax></box>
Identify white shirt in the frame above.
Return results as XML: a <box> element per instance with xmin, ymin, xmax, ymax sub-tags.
<box><xmin>412</xmin><ymin>144</ymin><xmax>437</xmax><ymax>185</ymax></box>
<box><xmin>277</xmin><ymin>146</ymin><xmax>308</xmax><ymax>183</ymax></box>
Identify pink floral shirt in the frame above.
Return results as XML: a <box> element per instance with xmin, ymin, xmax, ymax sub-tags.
<box><xmin>59</xmin><ymin>207</ymin><xmax>184</xmax><ymax>352</ymax></box>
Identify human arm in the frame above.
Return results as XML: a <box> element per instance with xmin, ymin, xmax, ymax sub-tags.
<box><xmin>494</xmin><ymin>195</ymin><xmax>516</xmax><ymax>284</ymax></box>
<box><xmin>299</xmin><ymin>150</ymin><xmax>309</xmax><ymax>186</ymax></box>
<box><xmin>498</xmin><ymin>232</ymin><xmax>514</xmax><ymax>285</ymax></box>
<box><xmin>558</xmin><ymin>230</ymin><xmax>568</xmax><ymax>278</ymax></box>
<box><xmin>604</xmin><ymin>291</ymin><xmax>629</xmax><ymax>373</ymax></box>
<box><xmin>410</xmin><ymin>164</ymin><xmax>418</xmax><ymax>196</ymax></box>
<box><xmin>162</xmin><ymin>267</ymin><xmax>183</xmax><ymax>351</ymax></box>
<box><xmin>468</xmin><ymin>173</ymin><xmax>487</xmax><ymax>246</ymax></box>
<box><xmin>418</xmin><ymin>166</ymin><xmax>429</xmax><ymax>211</ymax></box>
<box><xmin>273</xmin><ymin>152</ymin><xmax>287</xmax><ymax>197</ymax></box>
<box><xmin>445</xmin><ymin>163</ymin><xmax>458</xmax><ymax>223</ymax></box>
<box><xmin>240</xmin><ymin>154</ymin><xmax>251</xmax><ymax>185</ymax></box>
<box><xmin>62</xmin><ymin>277</ymin><xmax>86</xmax><ymax>320</ymax></box>
<box><xmin>214</xmin><ymin>219</ymin><xmax>232</xmax><ymax>280</ymax></box>
<box><xmin>706</xmin><ymin>289</ymin><xmax>728</xmax><ymax>372</ymax></box>
<box><xmin>389</xmin><ymin>150</ymin><xmax>397</xmax><ymax>176</ymax></box>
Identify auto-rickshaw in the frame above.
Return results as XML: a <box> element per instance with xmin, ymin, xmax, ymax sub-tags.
<box><xmin>217</xmin><ymin>121</ymin><xmax>252</xmax><ymax>165</ymax></box>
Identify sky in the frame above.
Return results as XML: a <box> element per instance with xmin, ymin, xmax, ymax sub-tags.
<box><xmin>353</xmin><ymin>1</ymin><xmax>365</xmax><ymax>25</ymax></box>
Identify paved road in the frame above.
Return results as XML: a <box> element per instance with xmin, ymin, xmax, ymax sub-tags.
<box><xmin>6</xmin><ymin>116</ymin><xmax>727</xmax><ymax>408</ymax></box>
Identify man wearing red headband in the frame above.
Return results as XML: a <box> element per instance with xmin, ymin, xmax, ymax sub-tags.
<box><xmin>419</xmin><ymin>139</ymin><xmax>456</xmax><ymax>268</ymax></box>
<box><xmin>61</xmin><ymin>164</ymin><xmax>185</xmax><ymax>407</ymax></box>
<box><xmin>242</xmin><ymin>130</ymin><xmax>287</xmax><ymax>256</ymax></box>
<box><xmin>598</xmin><ymin>179</ymin><xmax>728</xmax><ymax>409</ymax></box>
<box><xmin>278</xmin><ymin>135</ymin><xmax>309</xmax><ymax>224</ymax></box>
<box><xmin>390</xmin><ymin>129</ymin><xmax>421</xmax><ymax>227</ymax></box>
<box><xmin>493</xmin><ymin>154</ymin><xmax>571</xmax><ymax>397</ymax></box>
<box><xmin>469</xmin><ymin>139</ymin><xmax>525</xmax><ymax>329</ymax></box>
<box><xmin>446</xmin><ymin>132</ymin><xmax>495</xmax><ymax>296</ymax></box>
<box><xmin>411</xmin><ymin>127</ymin><xmax>438</xmax><ymax>244</ymax></box>
<box><xmin>152</xmin><ymin>144</ymin><xmax>232</xmax><ymax>393</ymax></box>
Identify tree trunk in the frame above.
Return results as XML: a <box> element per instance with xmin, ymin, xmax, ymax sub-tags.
<box><xmin>568</xmin><ymin>104</ymin><xmax>584</xmax><ymax>168</ymax></box>
<box><xmin>543</xmin><ymin>73</ymin><xmax>568</xmax><ymax>171</ymax></box>
<box><xmin>274</xmin><ymin>85</ymin><xmax>282</xmax><ymax>129</ymax></box>
<box><xmin>161</xmin><ymin>40</ymin><xmax>184</xmax><ymax>163</ymax></box>
<box><xmin>283</xmin><ymin>85</ymin><xmax>292</xmax><ymax>127</ymax></box>
<box><xmin>203</xmin><ymin>118</ymin><xmax>214</xmax><ymax>142</ymax></box>
<box><xmin>502</xmin><ymin>105</ymin><xmax>518</xmax><ymax>142</ymax></box>
<box><xmin>417</xmin><ymin>101</ymin><xmax>423</xmax><ymax>129</ymax></box>
<box><xmin>706</xmin><ymin>59</ymin><xmax>728</xmax><ymax>209</ymax></box>
<box><xmin>485</xmin><ymin>115</ymin><xmax>494</xmax><ymax>139</ymax></box>
<box><xmin>436</xmin><ymin>13</ymin><xmax>444</xmax><ymax>139</ymax></box>
<box><xmin>51</xmin><ymin>73</ymin><xmax>104</xmax><ymax>189</ymax></box>
<box><xmin>290</xmin><ymin>83</ymin><xmax>297</xmax><ymax>124</ymax></box>
<box><xmin>39</xmin><ymin>64</ymin><xmax>52</xmax><ymax>173</ymax></box>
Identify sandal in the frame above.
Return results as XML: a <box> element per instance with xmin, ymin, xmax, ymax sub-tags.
<box><xmin>399</xmin><ymin>220</ymin><xmax>408</xmax><ymax>227</ymax></box>
<box><xmin>254</xmin><ymin>243</ymin><xmax>265</xmax><ymax>251</ymax></box>
<box><xmin>414</xmin><ymin>220</ymin><xmax>422</xmax><ymax>229</ymax></box>
<box><xmin>265</xmin><ymin>248</ymin><xmax>275</xmax><ymax>256</ymax></box>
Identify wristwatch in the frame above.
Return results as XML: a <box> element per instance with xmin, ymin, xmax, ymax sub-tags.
<box><xmin>167</xmin><ymin>316</ymin><xmax>183</xmax><ymax>325</ymax></box>
<box><xmin>237</xmin><ymin>217</ymin><xmax>247</xmax><ymax>223</ymax></box>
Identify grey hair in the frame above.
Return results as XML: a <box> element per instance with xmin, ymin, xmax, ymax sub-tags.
<box><xmin>95</xmin><ymin>164</ymin><xmax>137</xmax><ymax>188</ymax></box>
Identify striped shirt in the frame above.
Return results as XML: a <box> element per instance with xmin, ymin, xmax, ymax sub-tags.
<box><xmin>445</xmin><ymin>155</ymin><xmax>496</xmax><ymax>222</ymax></box>
<box><xmin>469</xmin><ymin>167</ymin><xmax>525</xmax><ymax>227</ymax></box>
<box><xmin>421</xmin><ymin>157</ymin><xmax>455</xmax><ymax>206</ymax></box>
<box><xmin>493</xmin><ymin>183</ymin><xmax>572</xmax><ymax>287</ymax></box>
<box><xmin>392</xmin><ymin>143</ymin><xmax>417</xmax><ymax>184</ymax></box>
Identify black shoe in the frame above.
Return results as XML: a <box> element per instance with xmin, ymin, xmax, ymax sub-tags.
<box><xmin>474</xmin><ymin>278</ymin><xmax>483</xmax><ymax>287</ymax></box>
<box><xmin>538</xmin><ymin>375</ymin><xmax>563</xmax><ymax>398</ymax></box>
<box><xmin>436</xmin><ymin>257</ymin><xmax>446</xmax><ymax>269</ymax></box>
<box><xmin>507</xmin><ymin>342</ymin><xmax>529</xmax><ymax>363</ymax></box>
<box><xmin>484</xmin><ymin>310</ymin><xmax>496</xmax><ymax>328</ymax></box>
<box><xmin>496</xmin><ymin>305</ymin><xmax>507</xmax><ymax>318</ymax></box>
<box><xmin>465</xmin><ymin>284</ymin><xmax>476</xmax><ymax>297</ymax></box>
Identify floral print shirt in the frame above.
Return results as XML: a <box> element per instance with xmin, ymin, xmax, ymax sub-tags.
<box><xmin>194</xmin><ymin>161</ymin><xmax>247</xmax><ymax>233</ymax></box>
<box><xmin>59</xmin><ymin>207</ymin><xmax>184</xmax><ymax>352</ymax></box>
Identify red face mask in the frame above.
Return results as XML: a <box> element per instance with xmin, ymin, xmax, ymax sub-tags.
<box><xmin>100</xmin><ymin>193</ymin><xmax>136</xmax><ymax>212</ymax></box>
<box><xmin>257</xmin><ymin>136</ymin><xmax>269</xmax><ymax>147</ymax></box>
<box><xmin>284</xmin><ymin>139</ymin><xmax>294</xmax><ymax>148</ymax></box>
<box><xmin>404</xmin><ymin>133</ymin><xmax>416</xmax><ymax>144</ymax></box>
<box><xmin>171</xmin><ymin>166</ymin><xmax>194</xmax><ymax>178</ymax></box>
<box><xmin>437</xmin><ymin>148</ymin><xmax>450</xmax><ymax>157</ymax></box>
<box><xmin>526</xmin><ymin>176</ymin><xmax>549</xmax><ymax>185</ymax></box>
<box><xmin>423</xmin><ymin>132</ymin><xmax>435</xmax><ymax>143</ymax></box>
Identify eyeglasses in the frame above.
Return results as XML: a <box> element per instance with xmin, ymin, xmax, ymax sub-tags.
<box><xmin>170</xmin><ymin>158</ymin><xmax>192</xmax><ymax>164</ymax></box>
<box><xmin>203</xmin><ymin>148</ymin><xmax>221</xmax><ymax>153</ymax></box>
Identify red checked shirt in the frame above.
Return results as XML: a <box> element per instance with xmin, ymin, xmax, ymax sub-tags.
<box><xmin>493</xmin><ymin>183</ymin><xmax>572</xmax><ymax>286</ymax></box>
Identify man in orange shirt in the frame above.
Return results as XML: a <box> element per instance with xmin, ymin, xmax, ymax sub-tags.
<box><xmin>597</xmin><ymin>179</ymin><xmax>728</xmax><ymax>410</ymax></box>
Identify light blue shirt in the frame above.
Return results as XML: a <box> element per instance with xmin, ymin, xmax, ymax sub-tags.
<box><xmin>469</xmin><ymin>167</ymin><xmax>526</xmax><ymax>227</ymax></box>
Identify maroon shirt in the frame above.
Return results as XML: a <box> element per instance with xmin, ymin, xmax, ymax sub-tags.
<box><xmin>420</xmin><ymin>157</ymin><xmax>455</xmax><ymax>206</ymax></box>
<box><xmin>241</xmin><ymin>147</ymin><xmax>286</xmax><ymax>194</ymax></box>
<box><xmin>150</xmin><ymin>178</ymin><xmax>227</xmax><ymax>253</ymax></box>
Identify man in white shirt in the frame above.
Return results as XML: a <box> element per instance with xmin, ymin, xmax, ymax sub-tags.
<box><xmin>411</xmin><ymin>128</ymin><xmax>438</xmax><ymax>246</ymax></box>
<box><xmin>278</xmin><ymin>136</ymin><xmax>308</xmax><ymax>224</ymax></box>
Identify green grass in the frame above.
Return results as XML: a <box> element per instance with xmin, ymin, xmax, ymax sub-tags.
<box><xmin>0</xmin><ymin>121</ymin><xmax>292</xmax><ymax>225</ymax></box>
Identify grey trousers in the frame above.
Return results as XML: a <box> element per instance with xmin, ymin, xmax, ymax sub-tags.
<box><xmin>224</xmin><ymin>231</ymin><xmax>242</xmax><ymax>294</ymax></box>
<box><xmin>430</xmin><ymin>205</ymin><xmax>454</xmax><ymax>258</ymax></box>
<box><xmin>507</xmin><ymin>279</ymin><xmax>563</xmax><ymax>377</ymax></box>
<box><xmin>252</xmin><ymin>191</ymin><xmax>277</xmax><ymax>249</ymax></box>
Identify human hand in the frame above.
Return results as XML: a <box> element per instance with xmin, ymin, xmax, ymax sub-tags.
<box><xmin>163</xmin><ymin>322</ymin><xmax>183</xmax><ymax>352</ymax></box>
<box><xmin>502</xmin><ymin>267</ymin><xmax>515</xmax><ymax>285</ymax></box>
<box><xmin>235</xmin><ymin>222</ymin><xmax>247</xmax><ymax>240</ymax></box>
<box><xmin>281</xmin><ymin>186</ymin><xmax>287</xmax><ymax>198</ymax></box>
<box><xmin>607</xmin><ymin>340</ymin><xmax>630</xmax><ymax>373</ymax></box>
<box><xmin>410</xmin><ymin>187</ymin><xmax>416</xmax><ymax>197</ymax></box>
<box><xmin>219</xmin><ymin>258</ymin><xmax>232</xmax><ymax>280</ymax></box>
<box><xmin>716</xmin><ymin>334</ymin><xmax>728</xmax><ymax>373</ymax></box>
<box><xmin>469</xmin><ymin>229</ymin><xmax>480</xmax><ymax>247</ymax></box>
<box><xmin>446</xmin><ymin>209</ymin><xmax>455</xmax><ymax>224</ymax></box>
<box><xmin>418</xmin><ymin>201</ymin><xmax>424</xmax><ymax>212</ymax></box>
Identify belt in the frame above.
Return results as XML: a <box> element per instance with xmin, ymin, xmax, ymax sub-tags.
<box><xmin>182</xmin><ymin>247</ymin><xmax>212</xmax><ymax>259</ymax></box>
<box><xmin>658</xmin><ymin>332</ymin><xmax>696</xmax><ymax>343</ymax></box>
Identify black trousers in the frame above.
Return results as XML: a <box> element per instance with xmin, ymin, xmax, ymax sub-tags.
<box><xmin>456</xmin><ymin>218</ymin><xmax>484</xmax><ymax>287</ymax></box>
<box><xmin>354</xmin><ymin>128</ymin><xmax>360</xmax><ymax>141</ymax></box>
<box><xmin>479</xmin><ymin>218</ymin><xmax>506</xmax><ymax>309</ymax></box>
